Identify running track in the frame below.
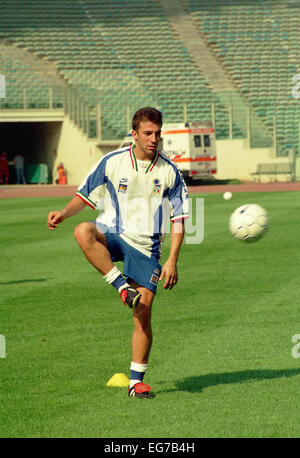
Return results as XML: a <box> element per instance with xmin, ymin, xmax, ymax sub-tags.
<box><xmin>0</xmin><ymin>181</ymin><xmax>300</xmax><ymax>199</ymax></box>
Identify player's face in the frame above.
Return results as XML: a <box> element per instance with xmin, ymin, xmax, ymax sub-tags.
<box><xmin>132</xmin><ymin>120</ymin><xmax>161</xmax><ymax>159</ymax></box>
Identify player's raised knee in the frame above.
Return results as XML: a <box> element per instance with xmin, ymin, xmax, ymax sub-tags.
<box><xmin>73</xmin><ymin>222</ymin><xmax>92</xmax><ymax>245</ymax></box>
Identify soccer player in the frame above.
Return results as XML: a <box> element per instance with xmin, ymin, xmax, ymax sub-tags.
<box><xmin>47</xmin><ymin>107</ymin><xmax>189</xmax><ymax>398</ymax></box>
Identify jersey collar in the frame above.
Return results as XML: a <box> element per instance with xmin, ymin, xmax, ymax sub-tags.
<box><xmin>129</xmin><ymin>145</ymin><xmax>159</xmax><ymax>173</ymax></box>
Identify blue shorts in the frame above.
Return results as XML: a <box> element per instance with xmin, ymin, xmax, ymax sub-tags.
<box><xmin>94</xmin><ymin>222</ymin><xmax>162</xmax><ymax>294</ymax></box>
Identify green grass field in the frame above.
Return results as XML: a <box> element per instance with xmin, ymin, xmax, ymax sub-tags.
<box><xmin>1</xmin><ymin>190</ymin><xmax>300</xmax><ymax>438</ymax></box>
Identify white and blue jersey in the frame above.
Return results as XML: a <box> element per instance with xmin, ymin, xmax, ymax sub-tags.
<box><xmin>76</xmin><ymin>145</ymin><xmax>189</xmax><ymax>261</ymax></box>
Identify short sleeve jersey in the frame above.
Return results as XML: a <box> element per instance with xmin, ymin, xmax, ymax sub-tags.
<box><xmin>76</xmin><ymin>145</ymin><xmax>189</xmax><ymax>259</ymax></box>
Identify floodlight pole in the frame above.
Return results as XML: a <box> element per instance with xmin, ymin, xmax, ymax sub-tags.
<box><xmin>126</xmin><ymin>104</ymin><xmax>131</xmax><ymax>134</ymax></box>
<box><xmin>183</xmin><ymin>101</ymin><xmax>187</xmax><ymax>124</ymax></box>
<box><xmin>247</xmin><ymin>107</ymin><xmax>251</xmax><ymax>148</ymax></box>
<box><xmin>23</xmin><ymin>88</ymin><xmax>27</xmax><ymax>110</ymax></box>
<box><xmin>49</xmin><ymin>87</ymin><xmax>53</xmax><ymax>109</ymax></box>
<box><xmin>229</xmin><ymin>92</ymin><xmax>233</xmax><ymax>140</ymax></box>
<box><xmin>273</xmin><ymin>107</ymin><xmax>277</xmax><ymax>157</ymax></box>
<box><xmin>211</xmin><ymin>101</ymin><xmax>215</xmax><ymax>130</ymax></box>
<box><xmin>290</xmin><ymin>147</ymin><xmax>296</xmax><ymax>182</ymax></box>
<box><xmin>97</xmin><ymin>103</ymin><xmax>102</xmax><ymax>142</ymax></box>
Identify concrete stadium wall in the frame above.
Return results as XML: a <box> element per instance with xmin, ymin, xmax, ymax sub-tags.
<box><xmin>55</xmin><ymin>115</ymin><xmax>103</xmax><ymax>185</ymax></box>
<box><xmin>35</xmin><ymin>122</ymin><xmax>61</xmax><ymax>176</ymax></box>
<box><xmin>215</xmin><ymin>139</ymin><xmax>290</xmax><ymax>182</ymax></box>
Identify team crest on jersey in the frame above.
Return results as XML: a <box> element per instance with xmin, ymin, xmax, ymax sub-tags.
<box><xmin>153</xmin><ymin>179</ymin><xmax>161</xmax><ymax>193</ymax></box>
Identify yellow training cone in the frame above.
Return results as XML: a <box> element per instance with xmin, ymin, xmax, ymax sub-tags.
<box><xmin>106</xmin><ymin>373</ymin><xmax>130</xmax><ymax>387</ymax></box>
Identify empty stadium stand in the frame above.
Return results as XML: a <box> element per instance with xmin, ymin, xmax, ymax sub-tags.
<box><xmin>0</xmin><ymin>0</ymin><xmax>298</xmax><ymax>155</ymax></box>
<box><xmin>183</xmin><ymin>0</ymin><xmax>300</xmax><ymax>154</ymax></box>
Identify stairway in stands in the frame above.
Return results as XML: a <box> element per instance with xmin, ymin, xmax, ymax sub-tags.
<box><xmin>160</xmin><ymin>0</ymin><xmax>274</xmax><ymax>150</ymax></box>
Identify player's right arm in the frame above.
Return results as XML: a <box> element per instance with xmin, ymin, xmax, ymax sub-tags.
<box><xmin>47</xmin><ymin>195</ymin><xmax>88</xmax><ymax>230</ymax></box>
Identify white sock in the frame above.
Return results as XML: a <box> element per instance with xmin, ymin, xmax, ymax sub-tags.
<box><xmin>103</xmin><ymin>266</ymin><xmax>122</xmax><ymax>284</ymax></box>
<box><xmin>103</xmin><ymin>266</ymin><xmax>129</xmax><ymax>293</ymax></box>
<box><xmin>129</xmin><ymin>361</ymin><xmax>148</xmax><ymax>389</ymax></box>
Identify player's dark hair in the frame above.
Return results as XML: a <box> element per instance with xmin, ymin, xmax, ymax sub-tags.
<box><xmin>132</xmin><ymin>107</ymin><xmax>162</xmax><ymax>131</ymax></box>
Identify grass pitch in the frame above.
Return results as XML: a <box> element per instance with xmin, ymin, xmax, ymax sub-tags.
<box><xmin>1</xmin><ymin>190</ymin><xmax>300</xmax><ymax>438</ymax></box>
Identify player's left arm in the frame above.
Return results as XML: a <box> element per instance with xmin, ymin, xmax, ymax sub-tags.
<box><xmin>159</xmin><ymin>219</ymin><xmax>185</xmax><ymax>289</ymax></box>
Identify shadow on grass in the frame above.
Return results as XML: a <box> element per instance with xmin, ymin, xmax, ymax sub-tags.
<box><xmin>0</xmin><ymin>278</ymin><xmax>47</xmax><ymax>285</ymax></box>
<box><xmin>158</xmin><ymin>368</ymin><xmax>300</xmax><ymax>394</ymax></box>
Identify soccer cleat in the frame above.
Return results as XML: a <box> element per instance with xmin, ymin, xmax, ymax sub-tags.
<box><xmin>120</xmin><ymin>287</ymin><xmax>141</xmax><ymax>309</ymax></box>
<box><xmin>128</xmin><ymin>382</ymin><xmax>154</xmax><ymax>399</ymax></box>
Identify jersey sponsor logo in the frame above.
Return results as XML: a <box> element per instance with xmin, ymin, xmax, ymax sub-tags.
<box><xmin>118</xmin><ymin>183</ymin><xmax>128</xmax><ymax>193</ymax></box>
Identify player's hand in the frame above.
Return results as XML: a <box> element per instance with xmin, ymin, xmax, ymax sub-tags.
<box><xmin>47</xmin><ymin>211</ymin><xmax>65</xmax><ymax>230</ymax></box>
<box><xmin>159</xmin><ymin>259</ymin><xmax>178</xmax><ymax>289</ymax></box>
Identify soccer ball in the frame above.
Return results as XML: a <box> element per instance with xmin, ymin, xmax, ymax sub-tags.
<box><xmin>223</xmin><ymin>191</ymin><xmax>232</xmax><ymax>200</ymax></box>
<box><xmin>229</xmin><ymin>203</ymin><xmax>269</xmax><ymax>242</ymax></box>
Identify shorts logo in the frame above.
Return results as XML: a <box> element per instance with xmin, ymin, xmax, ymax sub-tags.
<box><xmin>118</xmin><ymin>183</ymin><xmax>128</xmax><ymax>193</ymax></box>
<box><xmin>150</xmin><ymin>274</ymin><xmax>159</xmax><ymax>285</ymax></box>
<box><xmin>153</xmin><ymin>179</ymin><xmax>161</xmax><ymax>194</ymax></box>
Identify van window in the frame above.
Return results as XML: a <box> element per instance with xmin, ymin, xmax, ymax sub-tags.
<box><xmin>194</xmin><ymin>135</ymin><xmax>201</xmax><ymax>147</ymax></box>
<box><xmin>204</xmin><ymin>135</ymin><xmax>211</xmax><ymax>147</ymax></box>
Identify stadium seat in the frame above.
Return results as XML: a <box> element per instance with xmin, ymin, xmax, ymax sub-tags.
<box><xmin>0</xmin><ymin>0</ymin><xmax>298</xmax><ymax>151</ymax></box>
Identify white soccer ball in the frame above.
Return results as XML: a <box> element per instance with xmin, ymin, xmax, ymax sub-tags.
<box><xmin>223</xmin><ymin>191</ymin><xmax>232</xmax><ymax>200</ymax></box>
<box><xmin>229</xmin><ymin>203</ymin><xmax>269</xmax><ymax>242</ymax></box>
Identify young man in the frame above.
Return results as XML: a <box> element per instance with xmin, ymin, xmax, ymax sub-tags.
<box><xmin>47</xmin><ymin>107</ymin><xmax>189</xmax><ymax>399</ymax></box>
<box><xmin>13</xmin><ymin>153</ymin><xmax>26</xmax><ymax>184</ymax></box>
